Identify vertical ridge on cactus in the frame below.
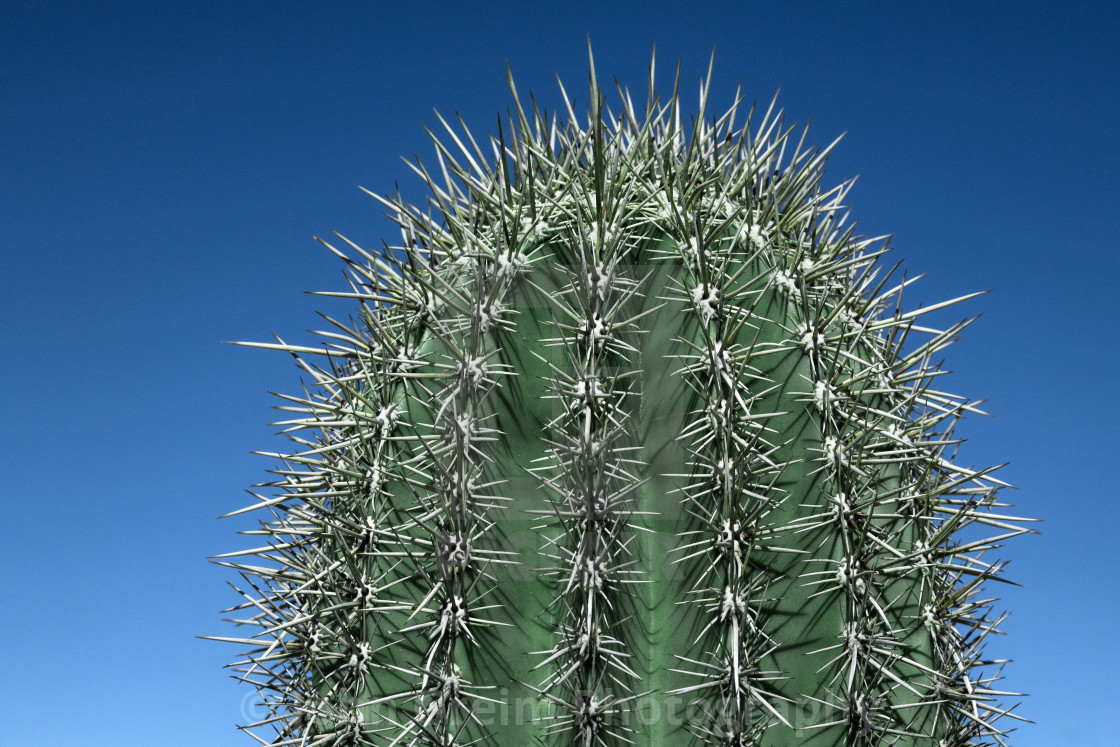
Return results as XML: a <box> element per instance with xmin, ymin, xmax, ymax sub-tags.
<box><xmin>213</xmin><ymin>49</ymin><xmax>1030</xmax><ymax>746</ymax></box>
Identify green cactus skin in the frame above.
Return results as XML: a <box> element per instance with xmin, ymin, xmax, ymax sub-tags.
<box><xmin>214</xmin><ymin>51</ymin><xmax>1030</xmax><ymax>747</ymax></box>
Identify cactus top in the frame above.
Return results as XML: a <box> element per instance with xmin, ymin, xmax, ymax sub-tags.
<box><xmin>215</xmin><ymin>52</ymin><xmax>1029</xmax><ymax>747</ymax></box>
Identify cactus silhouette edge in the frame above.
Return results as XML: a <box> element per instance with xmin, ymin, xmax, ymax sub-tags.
<box><xmin>213</xmin><ymin>49</ymin><xmax>1031</xmax><ymax>746</ymax></box>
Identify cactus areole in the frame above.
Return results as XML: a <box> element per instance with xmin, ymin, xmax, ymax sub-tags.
<box><xmin>215</xmin><ymin>53</ymin><xmax>1028</xmax><ymax>746</ymax></box>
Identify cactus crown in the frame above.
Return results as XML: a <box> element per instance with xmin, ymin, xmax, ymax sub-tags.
<box><xmin>214</xmin><ymin>49</ymin><xmax>1029</xmax><ymax>747</ymax></box>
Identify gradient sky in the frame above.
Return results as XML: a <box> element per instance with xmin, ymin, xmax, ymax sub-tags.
<box><xmin>3</xmin><ymin>2</ymin><xmax>1117</xmax><ymax>745</ymax></box>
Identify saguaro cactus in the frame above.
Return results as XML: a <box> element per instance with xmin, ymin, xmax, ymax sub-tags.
<box><xmin>214</xmin><ymin>52</ymin><xmax>1028</xmax><ymax>746</ymax></box>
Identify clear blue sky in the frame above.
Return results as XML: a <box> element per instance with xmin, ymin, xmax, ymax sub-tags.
<box><xmin>2</xmin><ymin>1</ymin><xmax>1117</xmax><ymax>744</ymax></box>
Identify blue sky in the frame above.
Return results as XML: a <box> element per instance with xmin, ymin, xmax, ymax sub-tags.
<box><xmin>2</xmin><ymin>1</ymin><xmax>1117</xmax><ymax>744</ymax></box>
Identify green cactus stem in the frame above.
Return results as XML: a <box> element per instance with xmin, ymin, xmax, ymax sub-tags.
<box><xmin>213</xmin><ymin>49</ymin><xmax>1030</xmax><ymax>747</ymax></box>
